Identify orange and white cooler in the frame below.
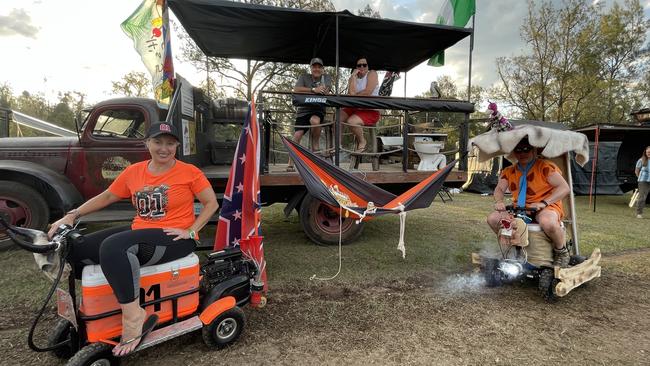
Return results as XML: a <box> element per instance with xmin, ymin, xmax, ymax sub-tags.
<box><xmin>80</xmin><ymin>253</ymin><xmax>200</xmax><ymax>342</ymax></box>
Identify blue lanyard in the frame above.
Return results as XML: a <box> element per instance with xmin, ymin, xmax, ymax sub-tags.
<box><xmin>517</xmin><ymin>159</ymin><xmax>536</xmax><ymax>208</ymax></box>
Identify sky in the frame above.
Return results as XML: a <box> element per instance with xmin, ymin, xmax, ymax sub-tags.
<box><xmin>0</xmin><ymin>0</ymin><xmax>649</xmax><ymax>105</ymax></box>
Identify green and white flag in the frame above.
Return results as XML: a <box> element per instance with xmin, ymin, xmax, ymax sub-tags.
<box><xmin>428</xmin><ymin>0</ymin><xmax>476</xmax><ymax>67</ymax></box>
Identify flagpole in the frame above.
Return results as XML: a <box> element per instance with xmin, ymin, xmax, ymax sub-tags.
<box><xmin>460</xmin><ymin>14</ymin><xmax>475</xmax><ymax>172</ymax></box>
<box><xmin>334</xmin><ymin>14</ymin><xmax>340</xmax><ymax>166</ymax></box>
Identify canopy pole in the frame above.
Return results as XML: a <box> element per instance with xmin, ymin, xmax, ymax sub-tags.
<box><xmin>334</xmin><ymin>14</ymin><xmax>340</xmax><ymax>167</ymax></box>
<box><xmin>402</xmin><ymin>72</ymin><xmax>408</xmax><ymax>172</ymax></box>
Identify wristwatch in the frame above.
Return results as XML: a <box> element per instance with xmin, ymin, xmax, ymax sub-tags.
<box><xmin>311</xmin><ymin>87</ymin><xmax>315</xmax><ymax>93</ymax></box>
<box><xmin>188</xmin><ymin>230</ymin><xmax>197</xmax><ymax>240</ymax></box>
<box><xmin>541</xmin><ymin>200</ymin><xmax>549</xmax><ymax>208</ymax></box>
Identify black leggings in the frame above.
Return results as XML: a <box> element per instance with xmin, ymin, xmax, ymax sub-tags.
<box><xmin>71</xmin><ymin>226</ymin><xmax>196</xmax><ymax>304</ymax></box>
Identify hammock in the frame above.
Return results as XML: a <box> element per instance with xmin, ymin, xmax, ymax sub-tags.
<box><xmin>281</xmin><ymin>135</ymin><xmax>456</xmax><ymax>256</ymax></box>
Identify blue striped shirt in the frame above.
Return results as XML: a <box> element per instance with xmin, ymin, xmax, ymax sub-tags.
<box><xmin>637</xmin><ymin>158</ymin><xmax>650</xmax><ymax>182</ymax></box>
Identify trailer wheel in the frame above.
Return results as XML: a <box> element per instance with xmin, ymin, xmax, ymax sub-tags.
<box><xmin>538</xmin><ymin>268</ymin><xmax>559</xmax><ymax>302</ymax></box>
<box><xmin>202</xmin><ymin>306</ymin><xmax>245</xmax><ymax>349</ymax></box>
<box><xmin>48</xmin><ymin>319</ymin><xmax>75</xmax><ymax>359</ymax></box>
<box><xmin>299</xmin><ymin>194</ymin><xmax>364</xmax><ymax>246</ymax></box>
<box><xmin>0</xmin><ymin>181</ymin><xmax>49</xmax><ymax>242</ymax></box>
<box><xmin>66</xmin><ymin>343</ymin><xmax>118</xmax><ymax>366</ymax></box>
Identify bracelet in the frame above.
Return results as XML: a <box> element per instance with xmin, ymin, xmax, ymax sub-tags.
<box><xmin>541</xmin><ymin>200</ymin><xmax>549</xmax><ymax>207</ymax></box>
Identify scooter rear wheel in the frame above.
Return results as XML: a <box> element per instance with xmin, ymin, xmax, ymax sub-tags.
<box><xmin>66</xmin><ymin>343</ymin><xmax>118</xmax><ymax>366</ymax></box>
<box><xmin>538</xmin><ymin>268</ymin><xmax>559</xmax><ymax>302</ymax></box>
<box><xmin>202</xmin><ymin>306</ymin><xmax>245</xmax><ymax>349</ymax></box>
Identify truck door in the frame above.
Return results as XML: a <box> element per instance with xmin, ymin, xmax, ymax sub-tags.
<box><xmin>68</xmin><ymin>104</ymin><xmax>153</xmax><ymax>199</ymax></box>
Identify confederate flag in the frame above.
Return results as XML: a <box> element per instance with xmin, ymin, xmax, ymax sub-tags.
<box><xmin>214</xmin><ymin>99</ymin><xmax>266</xmax><ymax>287</ymax></box>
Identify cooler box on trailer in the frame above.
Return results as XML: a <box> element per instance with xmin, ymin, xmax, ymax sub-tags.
<box><xmin>80</xmin><ymin>253</ymin><xmax>200</xmax><ymax>342</ymax></box>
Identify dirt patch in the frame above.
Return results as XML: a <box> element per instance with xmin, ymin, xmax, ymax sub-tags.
<box><xmin>2</xmin><ymin>264</ymin><xmax>649</xmax><ymax>366</ymax></box>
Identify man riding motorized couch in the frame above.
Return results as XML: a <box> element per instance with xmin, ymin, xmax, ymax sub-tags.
<box><xmin>486</xmin><ymin>137</ymin><xmax>571</xmax><ymax>267</ymax></box>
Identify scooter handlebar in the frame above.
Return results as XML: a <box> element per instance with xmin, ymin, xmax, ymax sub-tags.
<box><xmin>503</xmin><ymin>205</ymin><xmax>538</xmax><ymax>214</ymax></box>
<box><xmin>0</xmin><ymin>217</ymin><xmax>60</xmax><ymax>253</ymax></box>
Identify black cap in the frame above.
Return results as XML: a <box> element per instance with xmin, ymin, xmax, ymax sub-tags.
<box><xmin>310</xmin><ymin>57</ymin><xmax>324</xmax><ymax>66</ymax></box>
<box><xmin>147</xmin><ymin>122</ymin><xmax>179</xmax><ymax>141</ymax></box>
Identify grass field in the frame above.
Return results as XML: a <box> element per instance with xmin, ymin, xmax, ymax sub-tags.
<box><xmin>0</xmin><ymin>192</ymin><xmax>648</xmax><ymax>365</ymax></box>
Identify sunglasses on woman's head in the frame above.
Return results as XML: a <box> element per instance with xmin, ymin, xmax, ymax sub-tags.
<box><xmin>356</xmin><ymin>63</ymin><xmax>368</xmax><ymax>68</ymax></box>
<box><xmin>514</xmin><ymin>146</ymin><xmax>533</xmax><ymax>153</ymax></box>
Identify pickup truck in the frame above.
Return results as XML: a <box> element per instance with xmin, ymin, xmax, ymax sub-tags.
<box><xmin>0</xmin><ymin>88</ymin><xmax>468</xmax><ymax>246</ymax></box>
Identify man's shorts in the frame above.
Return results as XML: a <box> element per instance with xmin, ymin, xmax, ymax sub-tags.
<box><xmin>295</xmin><ymin>112</ymin><xmax>324</xmax><ymax>133</ymax></box>
<box><xmin>342</xmin><ymin>108</ymin><xmax>380</xmax><ymax>126</ymax></box>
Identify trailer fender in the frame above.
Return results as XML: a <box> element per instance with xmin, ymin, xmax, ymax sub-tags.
<box><xmin>199</xmin><ymin>296</ymin><xmax>236</xmax><ymax>325</ymax></box>
<box><xmin>0</xmin><ymin>160</ymin><xmax>84</xmax><ymax>213</ymax></box>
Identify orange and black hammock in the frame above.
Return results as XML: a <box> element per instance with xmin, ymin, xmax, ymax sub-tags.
<box><xmin>281</xmin><ymin>135</ymin><xmax>456</xmax><ymax>221</ymax></box>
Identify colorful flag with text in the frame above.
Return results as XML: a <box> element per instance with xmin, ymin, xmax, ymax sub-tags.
<box><xmin>121</xmin><ymin>0</ymin><xmax>174</xmax><ymax>104</ymax></box>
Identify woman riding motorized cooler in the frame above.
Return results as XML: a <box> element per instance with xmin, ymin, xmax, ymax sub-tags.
<box><xmin>47</xmin><ymin>122</ymin><xmax>218</xmax><ymax>356</ymax></box>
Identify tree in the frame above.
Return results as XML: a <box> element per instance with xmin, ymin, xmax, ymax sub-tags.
<box><xmin>597</xmin><ymin>0</ymin><xmax>647</xmax><ymax>122</ymax></box>
<box><xmin>111</xmin><ymin>71</ymin><xmax>152</xmax><ymax>98</ymax></box>
<box><xmin>494</xmin><ymin>0</ymin><xmax>647</xmax><ymax>127</ymax></box>
<box><xmin>0</xmin><ymin>83</ymin><xmax>14</xmax><ymax>109</ymax></box>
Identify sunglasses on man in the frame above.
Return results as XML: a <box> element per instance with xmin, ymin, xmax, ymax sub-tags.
<box><xmin>514</xmin><ymin>146</ymin><xmax>533</xmax><ymax>153</ymax></box>
<box><xmin>356</xmin><ymin>63</ymin><xmax>368</xmax><ymax>68</ymax></box>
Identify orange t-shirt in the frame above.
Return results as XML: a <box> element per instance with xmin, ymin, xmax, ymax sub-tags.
<box><xmin>500</xmin><ymin>159</ymin><xmax>564</xmax><ymax>219</ymax></box>
<box><xmin>109</xmin><ymin>160</ymin><xmax>211</xmax><ymax>230</ymax></box>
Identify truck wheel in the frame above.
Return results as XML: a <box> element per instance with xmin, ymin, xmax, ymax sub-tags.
<box><xmin>0</xmin><ymin>181</ymin><xmax>49</xmax><ymax>241</ymax></box>
<box><xmin>66</xmin><ymin>343</ymin><xmax>118</xmax><ymax>366</ymax></box>
<box><xmin>299</xmin><ymin>194</ymin><xmax>364</xmax><ymax>246</ymax></box>
<box><xmin>48</xmin><ymin>319</ymin><xmax>74</xmax><ymax>359</ymax></box>
<box><xmin>202</xmin><ymin>306</ymin><xmax>245</xmax><ymax>349</ymax></box>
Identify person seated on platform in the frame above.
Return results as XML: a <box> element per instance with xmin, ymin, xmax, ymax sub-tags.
<box><xmin>291</xmin><ymin>57</ymin><xmax>332</xmax><ymax>156</ymax></box>
<box><xmin>486</xmin><ymin>137</ymin><xmax>572</xmax><ymax>267</ymax></box>
<box><xmin>47</xmin><ymin>122</ymin><xmax>218</xmax><ymax>356</ymax></box>
<box><xmin>340</xmin><ymin>56</ymin><xmax>380</xmax><ymax>153</ymax></box>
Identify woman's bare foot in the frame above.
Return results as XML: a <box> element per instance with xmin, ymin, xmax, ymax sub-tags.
<box><xmin>113</xmin><ymin>302</ymin><xmax>147</xmax><ymax>356</ymax></box>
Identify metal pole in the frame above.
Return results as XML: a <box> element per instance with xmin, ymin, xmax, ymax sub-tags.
<box><xmin>565</xmin><ymin>153</ymin><xmax>580</xmax><ymax>255</ymax></box>
<box><xmin>459</xmin><ymin>16</ymin><xmax>476</xmax><ymax>172</ymax></box>
<box><xmin>593</xmin><ymin>126</ymin><xmax>600</xmax><ymax>212</ymax></box>
<box><xmin>402</xmin><ymin>72</ymin><xmax>408</xmax><ymax>172</ymax></box>
<box><xmin>334</xmin><ymin>14</ymin><xmax>340</xmax><ymax>166</ymax></box>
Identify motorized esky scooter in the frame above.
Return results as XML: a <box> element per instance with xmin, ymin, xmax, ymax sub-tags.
<box><xmin>469</xmin><ymin>125</ymin><xmax>602</xmax><ymax>301</ymax></box>
<box><xmin>473</xmin><ymin>205</ymin><xmax>602</xmax><ymax>301</ymax></box>
<box><xmin>0</xmin><ymin>217</ymin><xmax>259</xmax><ymax>365</ymax></box>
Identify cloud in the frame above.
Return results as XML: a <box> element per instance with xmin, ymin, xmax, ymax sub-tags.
<box><xmin>0</xmin><ymin>8</ymin><xmax>39</xmax><ymax>38</ymax></box>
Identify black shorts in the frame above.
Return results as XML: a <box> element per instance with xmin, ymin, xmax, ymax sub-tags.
<box><xmin>295</xmin><ymin>112</ymin><xmax>324</xmax><ymax>133</ymax></box>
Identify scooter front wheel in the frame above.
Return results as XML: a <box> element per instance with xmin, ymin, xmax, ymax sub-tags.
<box><xmin>202</xmin><ymin>306</ymin><xmax>245</xmax><ymax>349</ymax></box>
<box><xmin>66</xmin><ymin>343</ymin><xmax>118</xmax><ymax>366</ymax></box>
<box><xmin>48</xmin><ymin>319</ymin><xmax>74</xmax><ymax>359</ymax></box>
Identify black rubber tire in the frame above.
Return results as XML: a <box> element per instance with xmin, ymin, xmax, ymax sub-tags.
<box><xmin>538</xmin><ymin>268</ymin><xmax>559</xmax><ymax>302</ymax></box>
<box><xmin>483</xmin><ymin>259</ymin><xmax>503</xmax><ymax>288</ymax></box>
<box><xmin>202</xmin><ymin>307</ymin><xmax>245</xmax><ymax>349</ymax></box>
<box><xmin>48</xmin><ymin>319</ymin><xmax>74</xmax><ymax>359</ymax></box>
<box><xmin>0</xmin><ymin>180</ymin><xmax>50</xmax><ymax>243</ymax></box>
<box><xmin>569</xmin><ymin>255</ymin><xmax>586</xmax><ymax>266</ymax></box>
<box><xmin>299</xmin><ymin>194</ymin><xmax>364</xmax><ymax>246</ymax></box>
<box><xmin>66</xmin><ymin>343</ymin><xmax>118</xmax><ymax>366</ymax></box>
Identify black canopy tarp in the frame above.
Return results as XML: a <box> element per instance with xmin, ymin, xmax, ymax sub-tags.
<box><xmin>573</xmin><ymin>123</ymin><xmax>650</xmax><ymax>193</ymax></box>
<box><xmin>168</xmin><ymin>0</ymin><xmax>472</xmax><ymax>72</ymax></box>
<box><xmin>292</xmin><ymin>94</ymin><xmax>474</xmax><ymax>113</ymax></box>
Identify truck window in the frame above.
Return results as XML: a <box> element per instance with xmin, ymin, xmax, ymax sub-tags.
<box><xmin>93</xmin><ymin>109</ymin><xmax>146</xmax><ymax>139</ymax></box>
